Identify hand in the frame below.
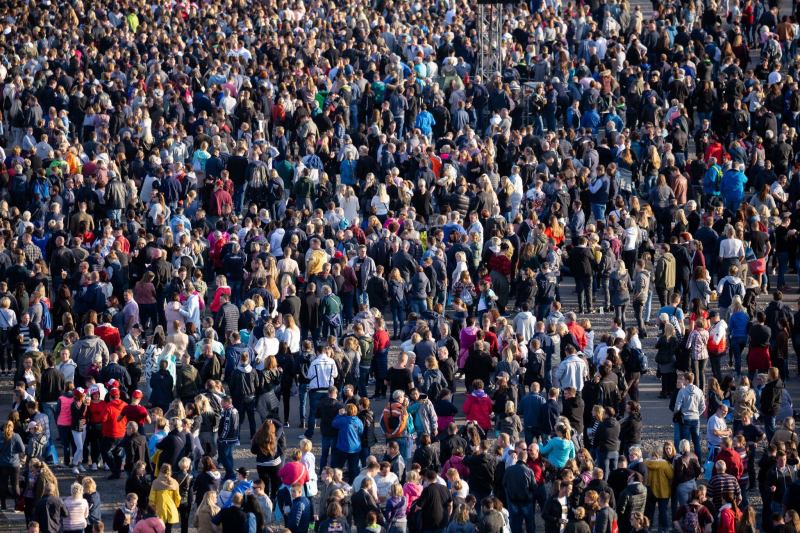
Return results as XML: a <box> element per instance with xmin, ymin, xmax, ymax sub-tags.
<box><xmin>771</xmin><ymin>486</ymin><xmax>777</xmax><ymax>492</ymax></box>
<box><xmin>339</xmin><ymin>408</ymin><xmax>345</xmax><ymax>415</ymax></box>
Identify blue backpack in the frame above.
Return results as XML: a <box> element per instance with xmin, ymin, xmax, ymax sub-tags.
<box><xmin>630</xmin><ymin>345</ymin><xmax>648</xmax><ymax>373</ymax></box>
<box><xmin>39</xmin><ymin>302</ymin><xmax>52</xmax><ymax>335</ymax></box>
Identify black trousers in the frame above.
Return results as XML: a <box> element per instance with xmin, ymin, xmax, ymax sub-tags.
<box><xmin>0</xmin><ymin>465</ymin><xmax>19</xmax><ymax>507</ymax></box>
<box><xmin>257</xmin><ymin>464</ymin><xmax>282</xmax><ymax>500</ymax></box>
<box><xmin>575</xmin><ymin>276</ymin><xmax>593</xmax><ymax>313</ymax></box>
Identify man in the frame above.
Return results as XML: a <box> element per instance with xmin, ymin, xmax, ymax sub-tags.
<box><xmin>38</xmin><ymin>355</ymin><xmax>64</xmax><ymax>463</ymax></box>
<box><xmin>504</xmin><ymin>451</ymin><xmax>537</xmax><ymax>533</ymax></box>
<box><xmin>413</xmin><ymin>469</ymin><xmax>453</xmax><ymax>532</ymax></box>
<box><xmin>713</xmin><ymin>436</ymin><xmax>743</xmax><ymax>481</ymax></box>
<box><xmin>595</xmin><ymin>491</ymin><xmax>619</xmax><ymax>533</ymax></box>
<box><xmin>439</xmin><ymin>422</ymin><xmax>469</xmax><ymax>466</ymax></box>
<box><xmin>568</xmin><ymin>236</ymin><xmax>595</xmax><ymax>314</ymax></box>
<box><xmin>214</xmin><ymin>293</ymin><xmax>240</xmax><ymax>340</ymax></box>
<box><xmin>556</xmin><ymin>345</ymin><xmax>588</xmax><ymax>395</ymax></box>
<box><xmin>303</xmin><ymin>347</ymin><xmax>339</xmax><ymax>441</ymax></box>
<box><xmin>218</xmin><ymin>396</ymin><xmax>240</xmax><ymax>480</ymax></box>
<box><xmin>562</xmin><ymin>386</ymin><xmax>585</xmax><ymax>443</ymax></box>
<box><xmin>707</xmin><ymin>404</ymin><xmax>732</xmax><ymax>456</ymax></box>
<box><xmin>707</xmin><ymin>460</ymin><xmax>742</xmax><ymax>509</ymax></box>
<box><xmin>762</xmin><ymin>367</ymin><xmax>784</xmax><ymax>443</ymax></box>
<box><xmin>655</xmin><ymin>244</ymin><xmax>676</xmax><ymax>308</ymax></box>
<box><xmin>70</xmin><ymin>324</ymin><xmax>109</xmax><ymax>388</ymax></box>
<box><xmin>156</xmin><ymin>417</ymin><xmax>186</xmax><ymax>474</ymax></box>
<box><xmin>674</xmin><ymin>372</ymin><xmax>706</xmax><ymax>456</ymax></box>
<box><xmin>98</xmin><ymin>351</ymin><xmax>132</xmax><ymax>394</ymax></box>
<box><xmin>31</xmin><ymin>482</ymin><xmax>67</xmax><ymax>533</ymax></box>
<box><xmin>100</xmin><ymin>387</ymin><xmax>128</xmax><ymax>479</ymax></box>
<box><xmin>519</xmin><ymin>382</ymin><xmax>546</xmax><ymax>445</ymax></box>
<box><xmin>542</xmin><ymin>479</ymin><xmax>572</xmax><ymax>533</ymax></box>
<box><xmin>616</xmin><ymin>472</ymin><xmax>648</xmax><ymax>533</ymax></box>
<box><xmin>316</xmin><ymin>385</ymin><xmax>343</xmax><ymax>469</ymax></box>
<box><xmin>211</xmin><ymin>492</ymin><xmax>248</xmax><ymax>532</ymax></box>
<box><xmin>463</xmin><ymin>439</ymin><xmax>497</xmax><ymax>503</ymax></box>
<box><xmin>121</xmin><ymin>421</ymin><xmax>148</xmax><ymax>474</ymax></box>
<box><xmin>285</xmin><ymin>483</ymin><xmax>313</xmax><ymax>533</ymax></box>
<box><xmin>478</xmin><ymin>496</ymin><xmax>506</xmax><ymax>533</ymax></box>
<box><xmin>230</xmin><ymin>352</ymin><xmax>257</xmax><ymax>437</ymax></box>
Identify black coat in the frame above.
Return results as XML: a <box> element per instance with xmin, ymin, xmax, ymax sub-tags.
<box><xmin>155</xmin><ymin>430</ymin><xmax>186</xmax><ymax>472</ymax></box>
<box><xmin>123</xmin><ymin>432</ymin><xmax>149</xmax><ymax>473</ymax></box>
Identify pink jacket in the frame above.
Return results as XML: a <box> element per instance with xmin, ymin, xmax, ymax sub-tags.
<box><xmin>442</xmin><ymin>455</ymin><xmax>470</xmax><ymax>479</ymax></box>
<box><xmin>463</xmin><ymin>390</ymin><xmax>493</xmax><ymax>430</ymax></box>
<box><xmin>458</xmin><ymin>326</ymin><xmax>479</xmax><ymax>368</ymax></box>
<box><xmin>403</xmin><ymin>482</ymin><xmax>423</xmax><ymax>512</ymax></box>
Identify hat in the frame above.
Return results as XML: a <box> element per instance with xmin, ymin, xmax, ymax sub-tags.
<box><xmin>106</xmin><ymin>379</ymin><xmax>119</xmax><ymax>389</ymax></box>
<box><xmin>131</xmin><ymin>323</ymin><xmax>142</xmax><ymax>331</ymax></box>
<box><xmin>215</xmin><ymin>180</ymin><xmax>223</xmax><ymax>187</ymax></box>
<box><xmin>708</xmin><ymin>310</ymin><xmax>719</xmax><ymax>319</ymax></box>
<box><xmin>601</xmin><ymin>240</ymin><xmax>610</xmax><ymax>248</ymax></box>
<box><xmin>75</xmin><ymin>387</ymin><xmax>85</xmax><ymax>395</ymax></box>
<box><xmin>236</xmin><ymin>467</ymin><xmax>249</xmax><ymax>478</ymax></box>
<box><xmin>88</xmin><ymin>386</ymin><xmax>100</xmax><ymax>396</ymax></box>
<box><xmin>497</xmin><ymin>371</ymin><xmax>510</xmax><ymax>380</ymax></box>
<box><xmin>33</xmin><ymin>221</ymin><xmax>42</xmax><ymax>229</ymax></box>
<box><xmin>334</xmin><ymin>251</ymin><xmax>343</xmax><ymax>259</ymax></box>
<box><xmin>27</xmin><ymin>422</ymin><xmax>38</xmax><ymax>431</ymax></box>
<box><xmin>132</xmin><ymin>390</ymin><xmax>143</xmax><ymax>399</ymax></box>
<box><xmin>109</xmin><ymin>388</ymin><xmax>120</xmax><ymax>398</ymax></box>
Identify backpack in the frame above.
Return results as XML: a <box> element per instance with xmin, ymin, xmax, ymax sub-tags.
<box><xmin>372</xmin><ymin>81</ymin><xmax>386</xmax><ymax>104</ymax></box>
<box><xmin>630</xmin><ymin>345</ymin><xmax>649</xmax><ymax>373</ymax></box>
<box><xmin>704</xmin><ymin>166</ymin><xmax>722</xmax><ymax>193</ymax></box>
<box><xmin>598</xmin><ymin>249</ymin><xmax>615</xmax><ymax>277</ymax></box>
<box><xmin>423</xmin><ymin>370</ymin><xmax>445</xmax><ymax>400</ymax></box>
<box><xmin>383</xmin><ymin>402</ymin><xmax>408</xmax><ymax>439</ymax></box>
<box><xmin>39</xmin><ymin>302</ymin><xmax>52</xmax><ymax>336</ymax></box>
<box><xmin>681</xmin><ymin>505</ymin><xmax>702</xmax><ymax>533</ymax></box>
<box><xmin>528</xmin><ymin>349</ymin><xmax>547</xmax><ymax>379</ymax></box>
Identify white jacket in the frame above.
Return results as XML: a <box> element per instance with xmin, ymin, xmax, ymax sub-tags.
<box><xmin>512</xmin><ymin>311</ymin><xmax>536</xmax><ymax>344</ymax></box>
<box><xmin>178</xmin><ymin>294</ymin><xmax>201</xmax><ymax>331</ymax></box>
<box><xmin>555</xmin><ymin>354</ymin><xmax>589</xmax><ymax>392</ymax></box>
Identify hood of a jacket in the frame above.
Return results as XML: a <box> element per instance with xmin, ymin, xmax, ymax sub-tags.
<box><xmin>660</xmin><ymin>253</ymin><xmax>674</xmax><ymax>263</ymax></box>
<box><xmin>237</xmin><ymin>363</ymin><xmax>252</xmax><ymax>373</ymax></box>
<box><xmin>721</xmin><ymin>275</ymin><xmax>744</xmax><ymax>286</ymax></box>
<box><xmin>627</xmin><ymin>482</ymin><xmax>647</xmax><ymax>495</ymax></box>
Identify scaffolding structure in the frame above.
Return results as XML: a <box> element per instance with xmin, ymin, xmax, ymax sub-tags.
<box><xmin>476</xmin><ymin>3</ymin><xmax>503</xmax><ymax>81</ymax></box>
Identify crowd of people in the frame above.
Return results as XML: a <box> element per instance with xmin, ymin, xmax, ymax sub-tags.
<box><xmin>7</xmin><ymin>0</ymin><xmax>800</xmax><ymax>530</ymax></box>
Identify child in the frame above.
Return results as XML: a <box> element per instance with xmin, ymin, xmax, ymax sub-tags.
<box><xmin>441</xmin><ymin>447</ymin><xmax>470</xmax><ymax>480</ymax></box>
<box><xmin>300</xmin><ymin>439</ymin><xmax>317</xmax><ymax>495</ymax></box>
<box><xmin>733</xmin><ymin>434</ymin><xmax>750</xmax><ymax>507</ymax></box>
<box><xmin>362</xmin><ymin>511</ymin><xmax>383</xmax><ymax>533</ymax></box>
<box><xmin>384</xmin><ymin>483</ymin><xmax>407</xmax><ymax>530</ymax></box>
<box><xmin>83</xmin><ymin>477</ymin><xmax>102</xmax><ymax>533</ymax></box>
<box><xmin>218</xmin><ymin>479</ymin><xmax>235</xmax><ymax>508</ymax></box>
<box><xmin>433</xmin><ymin>389</ymin><xmax>458</xmax><ymax>433</ymax></box>
<box><xmin>496</xmin><ymin>402</ymin><xmax>523</xmax><ymax>444</ymax></box>
<box><xmin>402</xmin><ymin>471</ymin><xmax>422</xmax><ymax>513</ymax></box>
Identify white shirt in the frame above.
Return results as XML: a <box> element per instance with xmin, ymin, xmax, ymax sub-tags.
<box><xmin>719</xmin><ymin>238</ymin><xmax>745</xmax><ymax>259</ymax></box>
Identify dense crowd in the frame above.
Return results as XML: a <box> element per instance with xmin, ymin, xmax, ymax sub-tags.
<box><xmin>8</xmin><ymin>0</ymin><xmax>800</xmax><ymax>531</ymax></box>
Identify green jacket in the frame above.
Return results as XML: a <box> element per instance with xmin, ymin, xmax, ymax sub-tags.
<box><xmin>320</xmin><ymin>294</ymin><xmax>342</xmax><ymax>317</ymax></box>
<box><xmin>276</xmin><ymin>160</ymin><xmax>294</xmax><ymax>189</ymax></box>
<box><xmin>293</xmin><ymin>177</ymin><xmax>316</xmax><ymax>199</ymax></box>
<box><xmin>357</xmin><ymin>335</ymin><xmax>373</xmax><ymax>368</ymax></box>
<box><xmin>655</xmin><ymin>253</ymin><xmax>676</xmax><ymax>289</ymax></box>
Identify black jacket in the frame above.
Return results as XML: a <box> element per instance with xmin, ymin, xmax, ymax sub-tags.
<box><xmin>478</xmin><ymin>509</ymin><xmax>505</xmax><ymax>533</ymax></box>
<box><xmin>503</xmin><ymin>462</ymin><xmax>538</xmax><ymax>503</ymax></box>
<box><xmin>761</xmin><ymin>378</ymin><xmax>784</xmax><ymax>416</ymax></box>
<box><xmin>439</xmin><ymin>433</ymin><xmax>469</xmax><ymax>465</ymax></box>
<box><xmin>33</xmin><ymin>494</ymin><xmax>68</xmax><ymax>533</ymax></box>
<box><xmin>562</xmin><ymin>396</ymin><xmax>585</xmax><ymax>435</ymax></box>
<box><xmin>122</xmin><ymin>432</ymin><xmax>149</xmax><ymax>474</ymax></box>
<box><xmin>619</xmin><ymin>412</ymin><xmax>643</xmax><ymax>447</ymax></box>
<box><xmin>569</xmin><ymin>246</ymin><xmax>595</xmax><ymax>278</ymax></box>
<box><xmin>38</xmin><ymin>367</ymin><xmax>65</xmax><ymax>403</ymax></box>
<box><xmin>231</xmin><ymin>363</ymin><xmax>257</xmax><ymax>400</ymax></box>
<box><xmin>543</xmin><ymin>494</ymin><xmax>568</xmax><ymax>533</ymax></box>
<box><xmin>316</xmin><ymin>396</ymin><xmax>344</xmax><ymax>438</ymax></box>
<box><xmin>156</xmin><ymin>430</ymin><xmax>186</xmax><ymax>472</ymax></box>
<box><xmin>462</xmin><ymin>452</ymin><xmax>497</xmax><ymax>489</ymax></box>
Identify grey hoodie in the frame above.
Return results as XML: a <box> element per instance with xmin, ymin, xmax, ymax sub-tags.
<box><xmin>674</xmin><ymin>384</ymin><xmax>707</xmax><ymax>420</ymax></box>
<box><xmin>72</xmin><ymin>335</ymin><xmax>110</xmax><ymax>376</ymax></box>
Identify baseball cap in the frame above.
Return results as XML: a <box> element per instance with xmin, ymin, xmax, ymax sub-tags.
<box><xmin>236</xmin><ymin>467</ymin><xmax>249</xmax><ymax>478</ymax></box>
<box><xmin>75</xmin><ymin>387</ymin><xmax>85</xmax><ymax>395</ymax></box>
<box><xmin>88</xmin><ymin>386</ymin><xmax>100</xmax><ymax>396</ymax></box>
<box><xmin>215</xmin><ymin>180</ymin><xmax>223</xmax><ymax>187</ymax></box>
<box><xmin>708</xmin><ymin>310</ymin><xmax>720</xmax><ymax>318</ymax></box>
<box><xmin>132</xmin><ymin>390</ymin><xmax>143</xmax><ymax>399</ymax></box>
<box><xmin>110</xmin><ymin>388</ymin><xmax>120</xmax><ymax>398</ymax></box>
<box><xmin>106</xmin><ymin>379</ymin><xmax>119</xmax><ymax>389</ymax></box>
<box><xmin>27</xmin><ymin>422</ymin><xmax>38</xmax><ymax>431</ymax></box>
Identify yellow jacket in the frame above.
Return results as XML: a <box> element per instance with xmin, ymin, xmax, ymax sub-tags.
<box><xmin>644</xmin><ymin>459</ymin><xmax>674</xmax><ymax>499</ymax></box>
<box><xmin>149</xmin><ymin>475</ymin><xmax>181</xmax><ymax>524</ymax></box>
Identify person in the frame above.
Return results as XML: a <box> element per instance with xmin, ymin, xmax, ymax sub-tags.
<box><xmin>412</xmin><ymin>469</ymin><xmax>453</xmax><ymax>532</ymax></box>
<box><xmin>674</xmin><ymin>372</ymin><xmax>706</xmax><ymax>455</ymax></box>
<box><xmin>761</xmin><ymin>367</ymin><xmax>785</xmax><ymax>443</ymax></box>
<box><xmin>217</xmin><ymin>396</ymin><xmax>240</xmax><ymax>480</ymax></box>
<box><xmin>32</xmin><ymin>481</ymin><xmax>68</xmax><ymax>533</ymax></box>
<box><xmin>672</xmin><ymin>487</ymin><xmax>713</xmax><ymax>533</ymax></box>
<box><xmin>63</xmin><ymin>482</ymin><xmax>90</xmax><ymax>533</ymax></box>
<box><xmin>113</xmin><ymin>494</ymin><xmax>143</xmax><ymax>533</ymax></box>
<box><xmin>332</xmin><ymin>403</ymin><xmax>364</xmax><ymax>483</ymax></box>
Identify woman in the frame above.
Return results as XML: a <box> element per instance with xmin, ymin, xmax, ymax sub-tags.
<box><xmin>732</xmin><ymin>376</ymin><xmax>757</xmax><ymax>435</ymax></box>
<box><xmin>125</xmin><ymin>461</ymin><xmax>151</xmax><ymax>511</ymax></box>
<box><xmin>113</xmin><ymin>494</ymin><xmax>142</xmax><ymax>533</ymax></box>
<box><xmin>610</xmin><ymin>261</ymin><xmax>632</xmax><ymax>330</ymax></box>
<box><xmin>750</xmin><ymin>184</ymin><xmax>777</xmax><ymax>214</ymax></box>
<box><xmin>539</xmin><ymin>424</ymin><xmax>576</xmax><ymax>468</ymax></box>
<box><xmin>655</xmin><ymin>324</ymin><xmax>679</xmax><ymax>398</ymax></box>
<box><xmin>718</xmin><ymin>491</ymin><xmax>742</xmax><ymax>533</ymax></box>
<box><xmin>149</xmin><ymin>464</ymin><xmax>181</xmax><ymax>533</ymax></box>
<box><xmin>280</xmin><ymin>314</ymin><xmax>301</xmax><ymax>355</ymax></box>
<box><xmin>384</xmin><ymin>483</ymin><xmax>408</xmax><ymax>533</ymax></box>
<box><xmin>193</xmin><ymin>491</ymin><xmax>220</xmax><ymax>533</ymax></box>
<box><xmin>689</xmin><ymin>267</ymin><xmax>712</xmax><ymax>308</ymax></box>
<box><xmin>63</xmin><ymin>482</ymin><xmax>90</xmax><ymax>533</ymax></box>
<box><xmin>774</xmin><ymin>318</ymin><xmax>791</xmax><ymax>380</ymax></box>
<box><xmin>648</xmin><ymin>175</ymin><xmax>676</xmax><ymax>241</ymax></box>
<box><xmin>0</xmin><ymin>296</ymin><xmax>16</xmax><ymax>375</ymax></box>
<box><xmin>193</xmin><ymin>395</ymin><xmax>219</xmax><ymax>457</ymax></box>
<box><xmin>70</xmin><ymin>388</ymin><xmax>88</xmax><ymax>475</ymax></box>
<box><xmin>452</xmin><ymin>270</ymin><xmax>477</xmax><ymax>315</ymax></box>
<box><xmin>194</xmin><ymin>457</ymin><xmax>222</xmax><ymax>507</ymax></box>
<box><xmin>771</xmin><ymin>418</ymin><xmax>800</xmax><ymax>446</ymax></box>
<box><xmin>644</xmin><ymin>446</ymin><xmax>674</xmax><ymax>532</ymax></box>
<box><xmin>371</xmin><ymin>184</ymin><xmax>391</xmax><ymax>223</ymax></box>
<box><xmin>623</xmin><ymin>218</ymin><xmax>639</xmax><ymax>273</ymax></box>
<box><xmin>687</xmin><ymin>317</ymin><xmax>710</xmax><ymax>392</ymax></box>
<box><xmin>332</xmin><ymin>403</ymin><xmax>364</xmax><ymax>483</ymax></box>
<box><xmin>251</xmin><ymin>419</ymin><xmax>285</xmax><ymax>500</ymax></box>
<box><xmin>673</xmin><ymin>439</ymin><xmax>703</xmax><ymax>506</ymax></box>
<box><xmin>135</xmin><ymin>271</ymin><xmax>157</xmax><ymax>333</ymax></box>
<box><xmin>728</xmin><ymin>297</ymin><xmax>749</xmax><ymax>378</ymax></box>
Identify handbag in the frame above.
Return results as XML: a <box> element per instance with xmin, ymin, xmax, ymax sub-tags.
<box><xmin>748</xmin><ymin>257</ymin><xmax>767</xmax><ymax>275</ymax></box>
<box><xmin>703</xmin><ymin>447</ymin><xmax>717</xmax><ymax>480</ymax></box>
<box><xmin>673</xmin><ymin>410</ymin><xmax>684</xmax><ymax>424</ymax></box>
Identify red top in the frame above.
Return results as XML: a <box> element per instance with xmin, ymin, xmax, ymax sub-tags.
<box><xmin>96</xmin><ymin>325</ymin><xmax>121</xmax><ymax>349</ymax></box>
<box><xmin>102</xmin><ymin>398</ymin><xmax>129</xmax><ymax>438</ymax></box>
<box><xmin>463</xmin><ymin>391</ymin><xmax>493</xmax><ymax>430</ymax></box>
<box><xmin>374</xmin><ymin>330</ymin><xmax>391</xmax><ymax>352</ymax></box>
<box><xmin>87</xmin><ymin>400</ymin><xmax>108</xmax><ymax>424</ymax></box>
<box><xmin>568</xmin><ymin>322</ymin><xmax>588</xmax><ymax>351</ymax></box>
<box><xmin>121</xmin><ymin>404</ymin><xmax>149</xmax><ymax>427</ymax></box>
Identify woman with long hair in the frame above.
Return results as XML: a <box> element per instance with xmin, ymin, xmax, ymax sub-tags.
<box><xmin>689</xmin><ymin>267</ymin><xmax>712</xmax><ymax>308</ymax></box>
<box><xmin>655</xmin><ymin>323</ymin><xmax>679</xmax><ymax>398</ymax></box>
<box><xmin>0</xmin><ymin>420</ymin><xmax>24</xmax><ymax>511</ymax></box>
<box><xmin>193</xmin><ymin>394</ymin><xmax>220</xmax><ymax>456</ymax></box>
<box><xmin>610</xmin><ymin>260</ymin><xmax>632</xmax><ymax>329</ymax></box>
<box><xmin>719</xmin><ymin>491</ymin><xmax>742</xmax><ymax>533</ymax></box>
<box><xmin>193</xmin><ymin>490</ymin><xmax>220</xmax><ymax>533</ymax></box>
<box><xmin>194</xmin><ymin>457</ymin><xmax>222</xmax><ymax>507</ymax></box>
<box><xmin>251</xmin><ymin>419</ymin><xmax>285</xmax><ymax>500</ymax></box>
<box><xmin>687</xmin><ymin>317</ymin><xmax>710</xmax><ymax>392</ymax></box>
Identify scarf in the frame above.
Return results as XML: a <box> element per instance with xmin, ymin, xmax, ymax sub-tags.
<box><xmin>121</xmin><ymin>504</ymin><xmax>138</xmax><ymax>531</ymax></box>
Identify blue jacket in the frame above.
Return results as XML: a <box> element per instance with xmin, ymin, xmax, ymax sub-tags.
<box><xmin>539</xmin><ymin>398</ymin><xmax>563</xmax><ymax>435</ymax></box>
<box><xmin>703</xmin><ymin>165</ymin><xmax>722</xmax><ymax>195</ymax></box>
<box><xmin>720</xmin><ymin>169</ymin><xmax>748</xmax><ymax>202</ymax></box>
<box><xmin>729</xmin><ymin>311</ymin><xmax>750</xmax><ymax>338</ymax></box>
<box><xmin>415</xmin><ymin>111</ymin><xmax>436</xmax><ymax>136</ymax></box>
<box><xmin>519</xmin><ymin>391</ymin><xmax>546</xmax><ymax>429</ymax></box>
<box><xmin>580</xmin><ymin>109</ymin><xmax>602</xmax><ymax>134</ymax></box>
<box><xmin>287</xmin><ymin>496</ymin><xmax>312</xmax><ymax>533</ymax></box>
<box><xmin>331</xmin><ymin>414</ymin><xmax>364</xmax><ymax>453</ymax></box>
<box><xmin>539</xmin><ymin>436</ymin><xmax>576</xmax><ymax>468</ymax></box>
<box><xmin>149</xmin><ymin>369</ymin><xmax>174</xmax><ymax>408</ymax></box>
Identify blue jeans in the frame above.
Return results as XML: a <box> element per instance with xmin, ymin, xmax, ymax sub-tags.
<box><xmin>233</xmin><ymin>182</ymin><xmax>248</xmax><ymax>216</ymax></box>
<box><xmin>108</xmin><ymin>209</ymin><xmax>122</xmax><ymax>226</ymax></box>
<box><xmin>391</xmin><ymin>305</ymin><xmax>404</xmax><ymax>337</ymax></box>
<box><xmin>217</xmin><ymin>441</ymin><xmax>236</xmax><ymax>479</ymax></box>
<box><xmin>350</xmin><ymin>104</ymin><xmax>359</xmax><ymax>131</ymax></box>
<box><xmin>343</xmin><ymin>291</ymin><xmax>354</xmax><ymax>324</ymax></box>
<box><xmin>597</xmin><ymin>450</ymin><xmax>618</xmax><ymax>480</ymax></box>
<box><xmin>778</xmin><ymin>252</ymin><xmax>790</xmax><ymax>287</ymax></box>
<box><xmin>731</xmin><ymin>336</ymin><xmax>748</xmax><ymax>377</ymax></box>
<box><xmin>297</xmin><ymin>384</ymin><xmax>309</xmax><ymax>425</ymax></box>
<box><xmin>545</xmin><ymin>110</ymin><xmax>556</xmax><ymax>133</ymax></box>
<box><xmin>591</xmin><ymin>203</ymin><xmax>606</xmax><ymax>223</ymax></box>
<box><xmin>57</xmin><ymin>425</ymin><xmax>73</xmax><ymax>465</ymax></box>
<box><xmin>411</xmin><ymin>298</ymin><xmax>427</xmax><ymax>315</ymax></box>
<box><xmin>680</xmin><ymin>419</ymin><xmax>702</xmax><ymax>455</ymax></box>
<box><xmin>725</xmin><ymin>198</ymin><xmax>741</xmax><ymax>213</ymax></box>
<box><xmin>508</xmin><ymin>501</ymin><xmax>536</xmax><ymax>533</ymax></box>
<box><xmin>676</xmin><ymin>479</ymin><xmax>696</xmax><ymax>506</ymax></box>
<box><xmin>674</xmin><ymin>423</ymin><xmax>681</xmax><ymax>450</ymax></box>
<box><xmin>434</xmin><ymin>288</ymin><xmax>447</xmax><ymax>307</ymax></box>
<box><xmin>229</xmin><ymin>280</ymin><xmax>242</xmax><ymax>306</ymax></box>
<box><xmin>394</xmin><ymin>117</ymin><xmax>405</xmax><ymax>136</ymax></box>
<box><xmin>358</xmin><ymin>366</ymin><xmax>370</xmax><ymax>398</ymax></box>
<box><xmin>764</xmin><ymin>415</ymin><xmax>777</xmax><ymax>443</ymax></box>
<box><xmin>304</xmin><ymin>390</ymin><xmax>327</xmax><ymax>439</ymax></box>
<box><xmin>321</xmin><ymin>436</ymin><xmax>338</xmax><ymax>470</ymax></box>
<box><xmin>356</xmin><ymin>289</ymin><xmax>370</xmax><ymax>309</ymax></box>
<box><xmin>698</xmin><ymin>112</ymin><xmax>712</xmax><ymax>126</ymax></box>
<box><xmin>536</xmin><ymin>303</ymin><xmax>551</xmax><ymax>322</ymax></box>
<box><xmin>358</xmin><ymin>447</ymin><xmax>371</xmax><ymax>470</ymax></box>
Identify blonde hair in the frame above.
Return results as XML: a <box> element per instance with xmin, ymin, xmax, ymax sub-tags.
<box><xmin>82</xmin><ymin>477</ymin><xmax>96</xmax><ymax>493</ymax></box>
<box><xmin>300</xmin><ymin>439</ymin><xmax>313</xmax><ymax>454</ymax></box>
<box><xmin>70</xmin><ymin>482</ymin><xmax>84</xmax><ymax>498</ymax></box>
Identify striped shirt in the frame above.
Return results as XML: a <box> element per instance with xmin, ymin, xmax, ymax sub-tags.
<box><xmin>707</xmin><ymin>473</ymin><xmax>741</xmax><ymax>509</ymax></box>
<box><xmin>63</xmin><ymin>497</ymin><xmax>89</xmax><ymax>530</ymax></box>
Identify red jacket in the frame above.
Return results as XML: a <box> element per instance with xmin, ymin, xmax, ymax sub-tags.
<box><xmin>713</xmin><ymin>447</ymin><xmax>744</xmax><ymax>480</ymax></box>
<box><xmin>568</xmin><ymin>322</ymin><xmax>588</xmax><ymax>351</ymax></box>
<box><xmin>96</xmin><ymin>325</ymin><xmax>121</xmax><ymax>349</ymax></box>
<box><xmin>718</xmin><ymin>506</ymin><xmax>742</xmax><ymax>533</ymax></box>
<box><xmin>102</xmin><ymin>398</ymin><xmax>129</xmax><ymax>438</ymax></box>
<box><xmin>463</xmin><ymin>390</ymin><xmax>493</xmax><ymax>430</ymax></box>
